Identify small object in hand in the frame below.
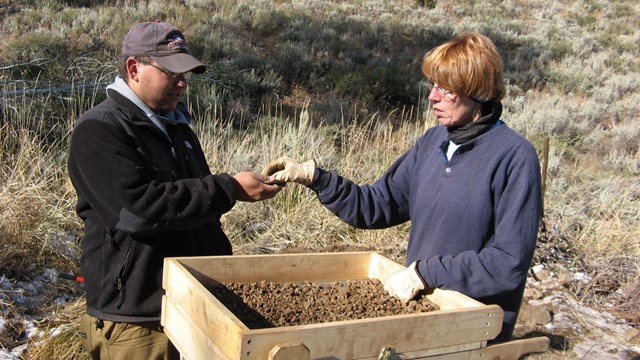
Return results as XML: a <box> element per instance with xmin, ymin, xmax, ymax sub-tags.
<box><xmin>263</xmin><ymin>178</ymin><xmax>287</xmax><ymax>187</ymax></box>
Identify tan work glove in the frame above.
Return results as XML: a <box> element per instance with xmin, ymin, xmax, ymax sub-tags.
<box><xmin>261</xmin><ymin>156</ymin><xmax>316</xmax><ymax>186</ymax></box>
<box><xmin>383</xmin><ymin>262</ymin><xmax>426</xmax><ymax>303</ymax></box>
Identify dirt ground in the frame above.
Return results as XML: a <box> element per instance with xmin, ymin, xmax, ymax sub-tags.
<box><xmin>2</xmin><ymin>244</ymin><xmax>638</xmax><ymax>359</ymax></box>
<box><xmin>208</xmin><ymin>278</ymin><xmax>438</xmax><ymax>328</ymax></box>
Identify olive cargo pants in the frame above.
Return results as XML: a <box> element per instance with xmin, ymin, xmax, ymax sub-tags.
<box><xmin>80</xmin><ymin>313</ymin><xmax>180</xmax><ymax>360</ymax></box>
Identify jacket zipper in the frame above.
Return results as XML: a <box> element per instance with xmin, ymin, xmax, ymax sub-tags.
<box><xmin>105</xmin><ymin>227</ymin><xmax>115</xmax><ymax>247</ymax></box>
<box><xmin>115</xmin><ymin>237</ymin><xmax>137</xmax><ymax>309</ymax></box>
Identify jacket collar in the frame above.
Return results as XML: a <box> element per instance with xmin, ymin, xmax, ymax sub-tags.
<box><xmin>447</xmin><ymin>102</ymin><xmax>502</xmax><ymax>145</ymax></box>
<box><xmin>106</xmin><ymin>76</ymin><xmax>192</xmax><ymax>140</ymax></box>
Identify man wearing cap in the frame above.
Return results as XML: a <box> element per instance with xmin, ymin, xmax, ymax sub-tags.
<box><xmin>68</xmin><ymin>21</ymin><xmax>282</xmax><ymax>359</ymax></box>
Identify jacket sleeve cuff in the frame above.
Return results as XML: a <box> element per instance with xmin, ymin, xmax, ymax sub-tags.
<box><xmin>414</xmin><ymin>260</ymin><xmax>430</xmax><ymax>289</ymax></box>
<box><xmin>215</xmin><ymin>173</ymin><xmax>238</xmax><ymax>211</ymax></box>
<box><xmin>310</xmin><ymin>168</ymin><xmax>331</xmax><ymax>191</ymax></box>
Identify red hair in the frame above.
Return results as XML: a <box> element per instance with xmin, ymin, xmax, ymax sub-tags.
<box><xmin>422</xmin><ymin>32</ymin><xmax>506</xmax><ymax>102</ymax></box>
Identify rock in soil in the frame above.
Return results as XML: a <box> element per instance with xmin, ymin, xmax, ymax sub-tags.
<box><xmin>207</xmin><ymin>278</ymin><xmax>438</xmax><ymax>329</ymax></box>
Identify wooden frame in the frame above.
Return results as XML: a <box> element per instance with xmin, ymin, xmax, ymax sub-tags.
<box><xmin>161</xmin><ymin>252</ymin><xmax>548</xmax><ymax>359</ymax></box>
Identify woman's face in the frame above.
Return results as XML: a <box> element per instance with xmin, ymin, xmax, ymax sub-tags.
<box><xmin>428</xmin><ymin>83</ymin><xmax>480</xmax><ymax>127</ymax></box>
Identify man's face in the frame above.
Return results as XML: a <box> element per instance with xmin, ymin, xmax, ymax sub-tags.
<box><xmin>130</xmin><ymin>60</ymin><xmax>189</xmax><ymax>113</ymax></box>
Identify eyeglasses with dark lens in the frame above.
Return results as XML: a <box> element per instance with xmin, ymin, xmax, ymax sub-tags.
<box><xmin>146</xmin><ymin>63</ymin><xmax>192</xmax><ymax>80</ymax></box>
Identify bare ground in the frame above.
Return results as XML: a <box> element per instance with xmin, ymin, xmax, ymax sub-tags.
<box><xmin>1</xmin><ymin>243</ymin><xmax>639</xmax><ymax>359</ymax></box>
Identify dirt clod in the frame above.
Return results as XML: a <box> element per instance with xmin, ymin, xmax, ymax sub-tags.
<box><xmin>208</xmin><ymin>278</ymin><xmax>438</xmax><ymax>329</ymax></box>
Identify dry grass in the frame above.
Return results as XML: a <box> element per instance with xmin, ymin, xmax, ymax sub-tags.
<box><xmin>215</xmin><ymin>113</ymin><xmax>423</xmax><ymax>262</ymax></box>
<box><xmin>22</xmin><ymin>298</ymin><xmax>89</xmax><ymax>360</ymax></box>
<box><xmin>0</xmin><ymin>127</ymin><xmax>80</xmax><ymax>273</ymax></box>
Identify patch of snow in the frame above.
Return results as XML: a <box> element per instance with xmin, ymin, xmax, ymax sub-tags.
<box><xmin>0</xmin><ymin>343</ymin><xmax>27</xmax><ymax>360</ymax></box>
<box><xmin>0</xmin><ymin>267</ymin><xmax>83</xmax><ymax>357</ymax></box>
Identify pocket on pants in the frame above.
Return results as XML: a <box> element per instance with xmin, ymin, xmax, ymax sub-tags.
<box><xmin>79</xmin><ymin>313</ymin><xmax>95</xmax><ymax>355</ymax></box>
<box><xmin>102</xmin><ymin>320</ymin><xmax>128</xmax><ymax>345</ymax></box>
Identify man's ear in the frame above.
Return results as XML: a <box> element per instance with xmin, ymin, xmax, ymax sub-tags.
<box><xmin>126</xmin><ymin>57</ymin><xmax>142</xmax><ymax>82</ymax></box>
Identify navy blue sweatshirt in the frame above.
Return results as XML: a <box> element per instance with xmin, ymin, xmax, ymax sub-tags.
<box><xmin>311</xmin><ymin>122</ymin><xmax>541</xmax><ymax>342</ymax></box>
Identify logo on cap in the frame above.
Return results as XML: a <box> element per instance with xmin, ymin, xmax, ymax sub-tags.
<box><xmin>167</xmin><ymin>36</ymin><xmax>187</xmax><ymax>51</ymax></box>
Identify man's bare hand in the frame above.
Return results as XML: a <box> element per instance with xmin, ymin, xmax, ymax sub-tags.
<box><xmin>232</xmin><ymin>172</ymin><xmax>282</xmax><ymax>202</ymax></box>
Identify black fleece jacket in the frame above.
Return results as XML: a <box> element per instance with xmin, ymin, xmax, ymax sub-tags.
<box><xmin>68</xmin><ymin>90</ymin><xmax>236</xmax><ymax>322</ymax></box>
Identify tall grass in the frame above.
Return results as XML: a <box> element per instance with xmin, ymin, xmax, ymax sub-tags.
<box><xmin>0</xmin><ymin>88</ymin><xmax>80</xmax><ymax>273</ymax></box>
<box><xmin>202</xmin><ymin>103</ymin><xmax>425</xmax><ymax>259</ymax></box>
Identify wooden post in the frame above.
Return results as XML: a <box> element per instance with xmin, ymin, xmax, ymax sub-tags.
<box><xmin>541</xmin><ymin>137</ymin><xmax>549</xmax><ymax>218</ymax></box>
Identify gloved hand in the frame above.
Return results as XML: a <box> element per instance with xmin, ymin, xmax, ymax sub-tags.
<box><xmin>383</xmin><ymin>262</ymin><xmax>426</xmax><ymax>303</ymax></box>
<box><xmin>261</xmin><ymin>156</ymin><xmax>316</xmax><ymax>186</ymax></box>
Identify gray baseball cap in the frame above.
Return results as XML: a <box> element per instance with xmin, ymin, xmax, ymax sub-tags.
<box><xmin>121</xmin><ymin>20</ymin><xmax>206</xmax><ymax>74</ymax></box>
